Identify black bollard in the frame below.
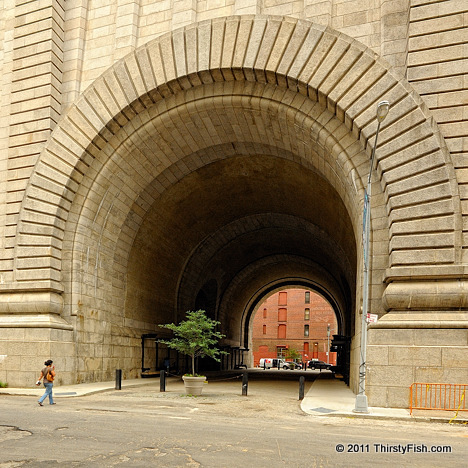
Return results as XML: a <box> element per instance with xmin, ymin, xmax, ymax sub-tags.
<box><xmin>115</xmin><ymin>369</ymin><xmax>122</xmax><ymax>390</ymax></box>
<box><xmin>299</xmin><ymin>376</ymin><xmax>305</xmax><ymax>400</ymax></box>
<box><xmin>160</xmin><ymin>369</ymin><xmax>166</xmax><ymax>392</ymax></box>
<box><xmin>242</xmin><ymin>371</ymin><xmax>248</xmax><ymax>396</ymax></box>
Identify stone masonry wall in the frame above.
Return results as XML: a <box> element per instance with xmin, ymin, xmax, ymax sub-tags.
<box><xmin>0</xmin><ymin>1</ymin><xmax>466</xmax><ymax>401</ymax></box>
<box><xmin>2</xmin><ymin>1</ymin><xmax>467</xmax><ymax>287</ymax></box>
<box><xmin>407</xmin><ymin>0</ymin><xmax>468</xmax><ymax>262</ymax></box>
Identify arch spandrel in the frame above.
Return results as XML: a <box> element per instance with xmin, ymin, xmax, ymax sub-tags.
<box><xmin>12</xmin><ymin>14</ymin><xmax>461</xmax><ymax>292</ymax></box>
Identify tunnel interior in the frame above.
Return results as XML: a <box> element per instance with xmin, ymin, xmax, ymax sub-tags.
<box><xmin>68</xmin><ymin>82</ymin><xmax>365</xmax><ymax>378</ymax></box>
<box><xmin>124</xmin><ymin>150</ymin><xmax>357</xmax><ymax>347</ymax></box>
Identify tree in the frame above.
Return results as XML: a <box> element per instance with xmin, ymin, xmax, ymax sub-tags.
<box><xmin>159</xmin><ymin>310</ymin><xmax>227</xmax><ymax>376</ymax></box>
<box><xmin>285</xmin><ymin>348</ymin><xmax>302</xmax><ymax>362</ymax></box>
<box><xmin>285</xmin><ymin>348</ymin><xmax>302</xmax><ymax>368</ymax></box>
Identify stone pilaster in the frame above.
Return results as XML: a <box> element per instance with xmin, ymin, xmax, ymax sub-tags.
<box><xmin>5</xmin><ymin>0</ymin><xmax>64</xmax><ymax>287</ymax></box>
<box><xmin>0</xmin><ymin>1</ymin><xmax>16</xmax><ymax>268</ymax></box>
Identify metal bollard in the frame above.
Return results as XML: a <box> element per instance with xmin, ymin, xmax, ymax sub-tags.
<box><xmin>299</xmin><ymin>376</ymin><xmax>305</xmax><ymax>400</ymax></box>
<box><xmin>242</xmin><ymin>371</ymin><xmax>248</xmax><ymax>396</ymax></box>
<box><xmin>160</xmin><ymin>369</ymin><xmax>166</xmax><ymax>392</ymax></box>
<box><xmin>115</xmin><ymin>369</ymin><xmax>122</xmax><ymax>390</ymax></box>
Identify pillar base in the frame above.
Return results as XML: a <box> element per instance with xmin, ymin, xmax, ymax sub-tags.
<box><xmin>354</xmin><ymin>394</ymin><xmax>369</xmax><ymax>413</ymax></box>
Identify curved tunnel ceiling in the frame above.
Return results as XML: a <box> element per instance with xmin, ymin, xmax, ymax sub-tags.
<box><xmin>125</xmin><ymin>149</ymin><xmax>357</xmax><ymax>332</ymax></box>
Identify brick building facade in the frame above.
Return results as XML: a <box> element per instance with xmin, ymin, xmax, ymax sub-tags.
<box><xmin>252</xmin><ymin>289</ymin><xmax>337</xmax><ymax>366</ymax></box>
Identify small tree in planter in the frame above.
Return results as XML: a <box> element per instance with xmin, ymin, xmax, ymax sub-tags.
<box><xmin>159</xmin><ymin>310</ymin><xmax>227</xmax><ymax>394</ymax></box>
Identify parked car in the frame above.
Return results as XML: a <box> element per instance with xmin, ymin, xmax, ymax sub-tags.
<box><xmin>284</xmin><ymin>361</ymin><xmax>302</xmax><ymax>370</ymax></box>
<box><xmin>259</xmin><ymin>358</ymin><xmax>303</xmax><ymax>370</ymax></box>
<box><xmin>308</xmin><ymin>360</ymin><xmax>332</xmax><ymax>371</ymax></box>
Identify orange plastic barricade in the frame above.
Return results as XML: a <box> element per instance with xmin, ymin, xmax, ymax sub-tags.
<box><xmin>409</xmin><ymin>383</ymin><xmax>467</xmax><ymax>415</ymax></box>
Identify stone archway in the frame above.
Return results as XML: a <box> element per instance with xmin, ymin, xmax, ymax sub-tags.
<box><xmin>2</xmin><ymin>16</ymin><xmax>464</xmax><ymax>404</ymax></box>
<box><xmin>14</xmin><ymin>16</ymin><xmax>458</xmax><ymax>286</ymax></box>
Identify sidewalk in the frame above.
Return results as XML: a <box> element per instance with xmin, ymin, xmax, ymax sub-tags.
<box><xmin>0</xmin><ymin>377</ymin><xmax>152</xmax><ymax>398</ymax></box>
<box><xmin>301</xmin><ymin>373</ymin><xmax>468</xmax><ymax>424</ymax></box>
<box><xmin>1</xmin><ymin>372</ymin><xmax>466</xmax><ymax>424</ymax></box>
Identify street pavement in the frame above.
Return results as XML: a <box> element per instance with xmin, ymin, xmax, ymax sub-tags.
<box><xmin>1</xmin><ymin>370</ymin><xmax>466</xmax><ymax>424</ymax></box>
<box><xmin>1</xmin><ymin>371</ymin><xmax>467</xmax><ymax>467</ymax></box>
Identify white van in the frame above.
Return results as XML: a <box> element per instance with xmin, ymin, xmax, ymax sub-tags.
<box><xmin>259</xmin><ymin>358</ymin><xmax>286</xmax><ymax>369</ymax></box>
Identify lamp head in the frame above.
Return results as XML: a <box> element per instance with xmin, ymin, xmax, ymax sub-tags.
<box><xmin>376</xmin><ymin>100</ymin><xmax>390</xmax><ymax>123</ymax></box>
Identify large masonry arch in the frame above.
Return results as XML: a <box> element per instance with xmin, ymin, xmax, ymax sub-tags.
<box><xmin>1</xmin><ymin>16</ymin><xmax>466</xmax><ymax>407</ymax></box>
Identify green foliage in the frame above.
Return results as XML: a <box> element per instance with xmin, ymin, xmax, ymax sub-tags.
<box><xmin>285</xmin><ymin>348</ymin><xmax>302</xmax><ymax>362</ymax></box>
<box><xmin>159</xmin><ymin>310</ymin><xmax>227</xmax><ymax>376</ymax></box>
<box><xmin>0</xmin><ymin>381</ymin><xmax>8</xmax><ymax>388</ymax></box>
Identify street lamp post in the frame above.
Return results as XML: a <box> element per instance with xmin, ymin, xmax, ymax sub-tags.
<box><xmin>326</xmin><ymin>323</ymin><xmax>330</xmax><ymax>364</ymax></box>
<box><xmin>354</xmin><ymin>100</ymin><xmax>390</xmax><ymax>413</ymax></box>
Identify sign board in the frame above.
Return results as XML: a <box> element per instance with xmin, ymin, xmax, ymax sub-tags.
<box><xmin>367</xmin><ymin>313</ymin><xmax>378</xmax><ymax>323</ymax></box>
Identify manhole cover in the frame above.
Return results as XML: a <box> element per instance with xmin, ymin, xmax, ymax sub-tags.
<box><xmin>309</xmin><ymin>407</ymin><xmax>335</xmax><ymax>413</ymax></box>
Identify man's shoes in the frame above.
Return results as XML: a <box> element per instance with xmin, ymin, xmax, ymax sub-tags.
<box><xmin>50</xmin><ymin>403</ymin><xmax>56</xmax><ymax>405</ymax></box>
<box><xmin>38</xmin><ymin>402</ymin><xmax>43</xmax><ymax>406</ymax></box>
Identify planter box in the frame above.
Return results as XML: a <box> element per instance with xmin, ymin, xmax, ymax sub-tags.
<box><xmin>182</xmin><ymin>375</ymin><xmax>207</xmax><ymax>395</ymax></box>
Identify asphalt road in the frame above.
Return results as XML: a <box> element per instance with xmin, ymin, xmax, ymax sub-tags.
<box><xmin>1</xmin><ymin>378</ymin><xmax>467</xmax><ymax>467</ymax></box>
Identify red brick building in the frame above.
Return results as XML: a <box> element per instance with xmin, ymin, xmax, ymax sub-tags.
<box><xmin>252</xmin><ymin>289</ymin><xmax>337</xmax><ymax>366</ymax></box>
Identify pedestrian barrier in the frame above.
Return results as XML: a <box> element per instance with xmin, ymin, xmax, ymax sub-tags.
<box><xmin>409</xmin><ymin>382</ymin><xmax>467</xmax><ymax>415</ymax></box>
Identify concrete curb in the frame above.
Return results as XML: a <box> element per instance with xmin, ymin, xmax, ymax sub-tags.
<box><xmin>307</xmin><ymin>411</ymin><xmax>468</xmax><ymax>424</ymax></box>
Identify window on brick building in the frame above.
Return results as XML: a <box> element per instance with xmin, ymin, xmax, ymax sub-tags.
<box><xmin>278</xmin><ymin>324</ymin><xmax>286</xmax><ymax>339</ymax></box>
<box><xmin>277</xmin><ymin>346</ymin><xmax>287</xmax><ymax>358</ymax></box>
<box><xmin>304</xmin><ymin>308</ymin><xmax>310</xmax><ymax>320</ymax></box>
<box><xmin>278</xmin><ymin>308</ymin><xmax>287</xmax><ymax>322</ymax></box>
<box><xmin>305</xmin><ymin>291</ymin><xmax>310</xmax><ymax>303</ymax></box>
<box><xmin>263</xmin><ymin>324</ymin><xmax>266</xmax><ymax>335</ymax></box>
<box><xmin>278</xmin><ymin>291</ymin><xmax>287</xmax><ymax>305</ymax></box>
<box><xmin>304</xmin><ymin>342</ymin><xmax>309</xmax><ymax>356</ymax></box>
<box><xmin>304</xmin><ymin>324</ymin><xmax>309</xmax><ymax>337</ymax></box>
<box><xmin>263</xmin><ymin>308</ymin><xmax>267</xmax><ymax>318</ymax></box>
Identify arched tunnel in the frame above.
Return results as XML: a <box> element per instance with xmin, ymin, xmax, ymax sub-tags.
<box><xmin>127</xmin><ymin>148</ymin><xmax>357</xmax><ymax>343</ymax></box>
<box><xmin>8</xmin><ymin>15</ymin><xmax>463</xmax><ymax>405</ymax></box>
<box><xmin>64</xmin><ymin>81</ymin><xmax>363</xmax><ymax>381</ymax></box>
